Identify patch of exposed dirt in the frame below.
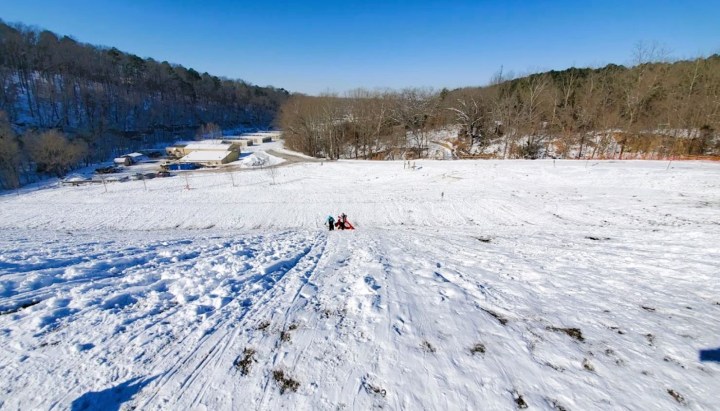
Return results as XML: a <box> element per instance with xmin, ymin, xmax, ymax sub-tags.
<box><xmin>667</xmin><ymin>388</ymin><xmax>686</xmax><ymax>405</ymax></box>
<box><xmin>421</xmin><ymin>340</ymin><xmax>436</xmax><ymax>354</ymax></box>
<box><xmin>512</xmin><ymin>390</ymin><xmax>528</xmax><ymax>409</ymax></box>
<box><xmin>273</xmin><ymin>370</ymin><xmax>300</xmax><ymax>394</ymax></box>
<box><xmin>470</xmin><ymin>343</ymin><xmax>486</xmax><ymax>355</ymax></box>
<box><xmin>234</xmin><ymin>347</ymin><xmax>256</xmax><ymax>376</ymax></box>
<box><xmin>481</xmin><ymin>307</ymin><xmax>509</xmax><ymax>325</ymax></box>
<box><xmin>547</xmin><ymin>326</ymin><xmax>584</xmax><ymax>342</ymax></box>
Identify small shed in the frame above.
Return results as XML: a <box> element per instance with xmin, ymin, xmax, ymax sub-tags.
<box><xmin>127</xmin><ymin>152</ymin><xmax>148</xmax><ymax>163</ymax></box>
<box><xmin>113</xmin><ymin>156</ymin><xmax>132</xmax><ymax>166</ymax></box>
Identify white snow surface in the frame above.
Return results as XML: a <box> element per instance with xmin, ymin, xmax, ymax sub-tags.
<box><xmin>1</xmin><ymin>159</ymin><xmax>719</xmax><ymax>410</ymax></box>
<box><xmin>237</xmin><ymin>151</ymin><xmax>285</xmax><ymax>168</ymax></box>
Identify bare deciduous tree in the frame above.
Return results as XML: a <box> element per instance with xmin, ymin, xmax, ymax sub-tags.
<box><xmin>23</xmin><ymin>129</ymin><xmax>87</xmax><ymax>177</ymax></box>
<box><xmin>196</xmin><ymin>122</ymin><xmax>222</xmax><ymax>140</ymax></box>
<box><xmin>0</xmin><ymin>111</ymin><xmax>21</xmax><ymax>188</ymax></box>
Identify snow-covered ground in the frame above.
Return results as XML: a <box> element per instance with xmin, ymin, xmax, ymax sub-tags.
<box><xmin>238</xmin><ymin>151</ymin><xmax>285</xmax><ymax>168</ymax></box>
<box><xmin>1</xmin><ymin>158</ymin><xmax>719</xmax><ymax>410</ymax></box>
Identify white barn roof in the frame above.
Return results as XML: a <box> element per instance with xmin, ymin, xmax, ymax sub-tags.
<box><xmin>184</xmin><ymin>142</ymin><xmax>234</xmax><ymax>151</ymax></box>
<box><xmin>180</xmin><ymin>150</ymin><xmax>233</xmax><ymax>162</ymax></box>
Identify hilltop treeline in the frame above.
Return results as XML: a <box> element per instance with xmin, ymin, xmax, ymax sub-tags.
<box><xmin>0</xmin><ymin>20</ymin><xmax>288</xmax><ymax>188</ymax></box>
<box><xmin>280</xmin><ymin>53</ymin><xmax>720</xmax><ymax>160</ymax></box>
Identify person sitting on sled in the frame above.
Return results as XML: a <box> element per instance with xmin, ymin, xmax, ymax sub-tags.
<box><xmin>327</xmin><ymin>215</ymin><xmax>335</xmax><ymax>231</ymax></box>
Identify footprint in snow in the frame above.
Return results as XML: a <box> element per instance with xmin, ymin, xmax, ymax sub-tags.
<box><xmin>364</xmin><ymin>276</ymin><xmax>381</xmax><ymax>291</ymax></box>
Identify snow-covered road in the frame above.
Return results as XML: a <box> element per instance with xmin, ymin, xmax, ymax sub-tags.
<box><xmin>1</xmin><ymin>159</ymin><xmax>719</xmax><ymax>410</ymax></box>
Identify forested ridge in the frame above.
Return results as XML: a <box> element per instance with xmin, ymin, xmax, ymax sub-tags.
<box><xmin>0</xmin><ymin>20</ymin><xmax>288</xmax><ymax>188</ymax></box>
<box><xmin>280</xmin><ymin>50</ymin><xmax>720</xmax><ymax>161</ymax></box>
<box><xmin>2</xmin><ymin>19</ymin><xmax>719</xmax><ymax>190</ymax></box>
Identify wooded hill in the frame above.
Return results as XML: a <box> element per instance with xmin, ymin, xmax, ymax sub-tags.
<box><xmin>0</xmin><ymin>20</ymin><xmax>288</xmax><ymax>188</ymax></box>
<box><xmin>280</xmin><ymin>53</ymin><xmax>720</xmax><ymax>160</ymax></box>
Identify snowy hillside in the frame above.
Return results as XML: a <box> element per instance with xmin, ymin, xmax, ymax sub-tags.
<box><xmin>1</xmin><ymin>157</ymin><xmax>719</xmax><ymax>410</ymax></box>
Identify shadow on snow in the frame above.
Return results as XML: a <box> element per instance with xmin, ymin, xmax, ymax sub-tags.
<box><xmin>699</xmin><ymin>348</ymin><xmax>720</xmax><ymax>363</ymax></box>
<box><xmin>70</xmin><ymin>375</ymin><xmax>158</xmax><ymax>411</ymax></box>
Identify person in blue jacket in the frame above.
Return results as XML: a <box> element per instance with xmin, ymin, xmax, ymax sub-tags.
<box><xmin>327</xmin><ymin>215</ymin><xmax>335</xmax><ymax>231</ymax></box>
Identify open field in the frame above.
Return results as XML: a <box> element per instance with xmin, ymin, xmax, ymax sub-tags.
<box><xmin>1</xmin><ymin>159</ymin><xmax>719</xmax><ymax>410</ymax></box>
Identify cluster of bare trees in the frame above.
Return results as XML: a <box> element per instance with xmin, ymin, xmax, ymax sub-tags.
<box><xmin>0</xmin><ymin>20</ymin><xmax>288</xmax><ymax>184</ymax></box>
<box><xmin>0</xmin><ymin>111</ymin><xmax>21</xmax><ymax>188</ymax></box>
<box><xmin>279</xmin><ymin>88</ymin><xmax>446</xmax><ymax>159</ymax></box>
<box><xmin>0</xmin><ymin>111</ymin><xmax>88</xmax><ymax>188</ymax></box>
<box><xmin>195</xmin><ymin>123</ymin><xmax>223</xmax><ymax>140</ymax></box>
<box><xmin>281</xmin><ymin>51</ymin><xmax>720</xmax><ymax>160</ymax></box>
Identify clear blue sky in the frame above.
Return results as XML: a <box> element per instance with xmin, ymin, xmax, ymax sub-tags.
<box><xmin>1</xmin><ymin>0</ymin><xmax>718</xmax><ymax>94</ymax></box>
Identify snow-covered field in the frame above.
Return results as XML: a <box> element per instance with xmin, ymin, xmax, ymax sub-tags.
<box><xmin>1</xmin><ymin>157</ymin><xmax>719</xmax><ymax>410</ymax></box>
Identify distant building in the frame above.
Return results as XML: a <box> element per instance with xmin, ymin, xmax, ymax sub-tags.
<box><xmin>127</xmin><ymin>152</ymin><xmax>148</xmax><ymax>163</ymax></box>
<box><xmin>113</xmin><ymin>156</ymin><xmax>132</xmax><ymax>166</ymax></box>
<box><xmin>244</xmin><ymin>136</ymin><xmax>268</xmax><ymax>145</ymax></box>
<box><xmin>228</xmin><ymin>139</ymin><xmax>253</xmax><ymax>148</ymax></box>
<box><xmin>183</xmin><ymin>142</ymin><xmax>239</xmax><ymax>152</ymax></box>
<box><xmin>179</xmin><ymin>150</ymin><xmax>239</xmax><ymax>166</ymax></box>
<box><xmin>166</xmin><ymin>143</ymin><xmax>189</xmax><ymax>158</ymax></box>
<box><xmin>165</xmin><ymin>139</ymin><xmax>242</xmax><ymax>166</ymax></box>
<box><xmin>245</xmin><ymin>131</ymin><xmax>280</xmax><ymax>142</ymax></box>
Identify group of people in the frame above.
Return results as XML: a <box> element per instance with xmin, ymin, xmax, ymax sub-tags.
<box><xmin>327</xmin><ymin>213</ymin><xmax>353</xmax><ymax>231</ymax></box>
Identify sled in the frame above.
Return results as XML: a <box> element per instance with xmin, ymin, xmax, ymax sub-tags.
<box><xmin>335</xmin><ymin>220</ymin><xmax>355</xmax><ymax>230</ymax></box>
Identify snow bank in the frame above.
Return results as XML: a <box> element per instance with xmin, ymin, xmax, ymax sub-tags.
<box><xmin>238</xmin><ymin>151</ymin><xmax>285</xmax><ymax>168</ymax></box>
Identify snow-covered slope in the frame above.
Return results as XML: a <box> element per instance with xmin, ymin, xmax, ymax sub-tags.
<box><xmin>2</xmin><ymin>159</ymin><xmax>719</xmax><ymax>231</ymax></box>
<box><xmin>1</xmin><ymin>159</ymin><xmax>719</xmax><ymax>410</ymax></box>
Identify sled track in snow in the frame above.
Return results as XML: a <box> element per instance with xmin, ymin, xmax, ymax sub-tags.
<box><xmin>2</xmin><ymin>217</ymin><xmax>720</xmax><ymax>409</ymax></box>
<box><xmin>45</xmin><ymin>235</ymin><xmax>280</xmax><ymax>409</ymax></box>
<box><xmin>134</xmin><ymin>232</ymin><xmax>328</xmax><ymax>409</ymax></box>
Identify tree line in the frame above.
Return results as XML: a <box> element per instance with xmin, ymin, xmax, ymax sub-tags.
<box><xmin>0</xmin><ymin>20</ymin><xmax>289</xmax><ymax>188</ymax></box>
<box><xmin>280</xmin><ymin>49</ymin><xmax>720</xmax><ymax>161</ymax></box>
